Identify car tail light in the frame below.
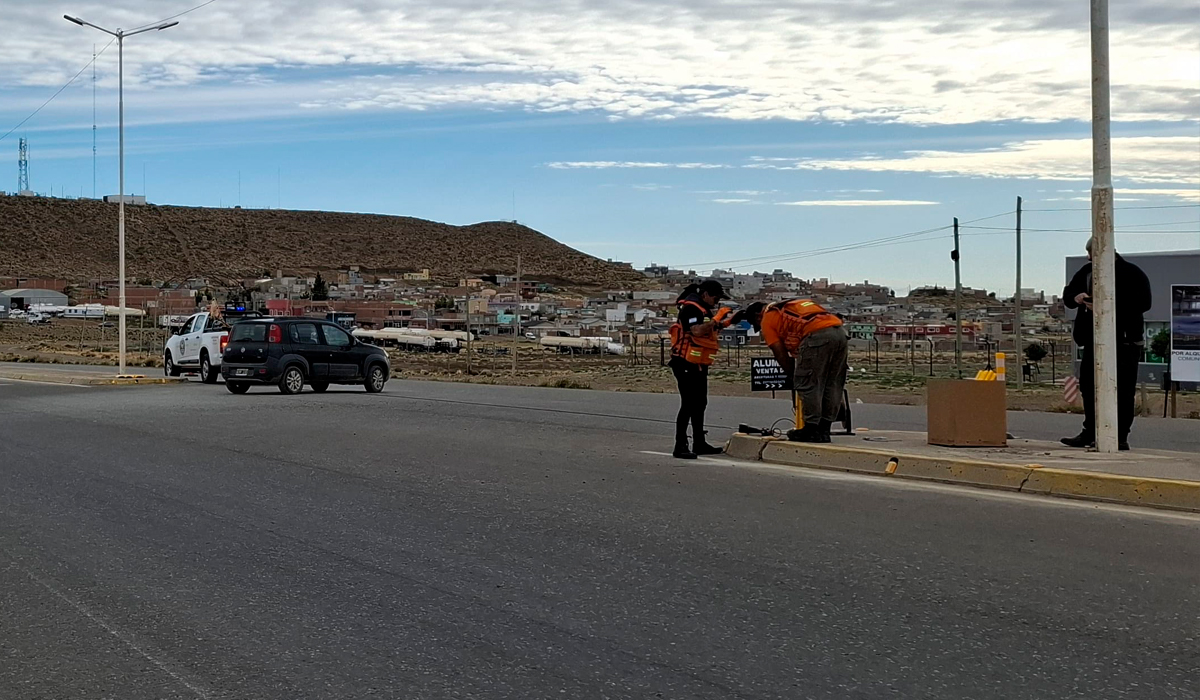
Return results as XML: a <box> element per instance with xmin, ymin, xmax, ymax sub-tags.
<box><xmin>219</xmin><ymin>333</ymin><xmax>229</xmax><ymax>353</ymax></box>
<box><xmin>268</xmin><ymin>324</ymin><xmax>282</xmax><ymax>343</ymax></box>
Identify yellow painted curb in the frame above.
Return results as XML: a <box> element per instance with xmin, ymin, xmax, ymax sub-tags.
<box><xmin>893</xmin><ymin>457</ymin><xmax>1033</xmax><ymax>492</ymax></box>
<box><xmin>1022</xmin><ymin>468</ymin><xmax>1200</xmax><ymax>512</ymax></box>
<box><xmin>761</xmin><ymin>441</ymin><xmax>895</xmax><ymax>475</ymax></box>
<box><xmin>729</xmin><ymin>435</ymin><xmax>1200</xmax><ymax>513</ymax></box>
<box><xmin>0</xmin><ymin>372</ymin><xmax>184</xmax><ymax>386</ymax></box>
<box><xmin>725</xmin><ymin>434</ymin><xmax>772</xmax><ymax>461</ymax></box>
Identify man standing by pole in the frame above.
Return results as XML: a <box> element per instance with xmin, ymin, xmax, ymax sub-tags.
<box><xmin>1060</xmin><ymin>239</ymin><xmax>1150</xmax><ymax>451</ymax></box>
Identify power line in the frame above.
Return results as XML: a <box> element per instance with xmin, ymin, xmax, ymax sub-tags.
<box><xmin>130</xmin><ymin>0</ymin><xmax>221</xmax><ymax>32</ymax></box>
<box><xmin>681</xmin><ymin>224</ymin><xmax>952</xmax><ymax>269</ymax></box>
<box><xmin>0</xmin><ymin>38</ymin><xmax>116</xmax><ymax>144</ymax></box>
<box><xmin>963</xmin><ymin>224</ymin><xmax>1199</xmax><ymax>234</ymax></box>
<box><xmin>1024</xmin><ymin>203</ymin><xmax>1200</xmax><ymax>212</ymax></box>
<box><xmin>681</xmin><ymin>209</ymin><xmax>1016</xmax><ymax>270</ymax></box>
<box><xmin>1</xmin><ymin>2</ymin><xmax>220</xmax><ymax>144</ymax></box>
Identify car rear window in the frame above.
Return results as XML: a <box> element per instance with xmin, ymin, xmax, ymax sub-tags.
<box><xmin>231</xmin><ymin>323</ymin><xmax>268</xmax><ymax>342</ymax></box>
<box><xmin>290</xmin><ymin>323</ymin><xmax>321</xmax><ymax>345</ymax></box>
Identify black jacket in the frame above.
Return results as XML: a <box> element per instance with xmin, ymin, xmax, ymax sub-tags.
<box><xmin>1062</xmin><ymin>255</ymin><xmax>1152</xmax><ymax>347</ymax></box>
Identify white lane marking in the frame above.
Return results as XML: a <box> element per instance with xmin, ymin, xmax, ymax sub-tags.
<box><xmin>6</xmin><ymin>560</ymin><xmax>214</xmax><ymax>698</ymax></box>
<box><xmin>638</xmin><ymin>451</ymin><xmax>1200</xmax><ymax>523</ymax></box>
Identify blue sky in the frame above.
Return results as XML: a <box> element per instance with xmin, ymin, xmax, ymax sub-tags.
<box><xmin>1</xmin><ymin>0</ymin><xmax>1197</xmax><ymax>294</ymax></box>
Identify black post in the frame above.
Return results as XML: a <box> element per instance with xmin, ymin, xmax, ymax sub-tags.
<box><xmin>873</xmin><ymin>336</ymin><xmax>880</xmax><ymax>373</ymax></box>
<box><xmin>1049</xmin><ymin>340</ymin><xmax>1057</xmax><ymax>383</ymax></box>
<box><xmin>660</xmin><ymin>337</ymin><xmax>665</xmax><ymax>367</ymax></box>
<box><xmin>902</xmin><ymin>324</ymin><xmax>912</xmax><ymax>374</ymax></box>
<box><xmin>927</xmin><ymin>338</ymin><xmax>934</xmax><ymax>376</ymax></box>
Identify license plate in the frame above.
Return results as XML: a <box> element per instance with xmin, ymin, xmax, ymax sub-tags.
<box><xmin>236</xmin><ymin>369</ymin><xmax>249</xmax><ymax>376</ymax></box>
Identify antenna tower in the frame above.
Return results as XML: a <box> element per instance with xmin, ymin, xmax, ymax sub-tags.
<box><xmin>18</xmin><ymin>138</ymin><xmax>29</xmax><ymax>192</ymax></box>
<box><xmin>92</xmin><ymin>43</ymin><xmax>97</xmax><ymax>198</ymax></box>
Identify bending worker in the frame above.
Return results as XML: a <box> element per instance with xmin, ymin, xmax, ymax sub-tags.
<box><xmin>668</xmin><ymin>280</ymin><xmax>735</xmax><ymax>459</ymax></box>
<box><xmin>743</xmin><ymin>299</ymin><xmax>848</xmax><ymax>443</ymax></box>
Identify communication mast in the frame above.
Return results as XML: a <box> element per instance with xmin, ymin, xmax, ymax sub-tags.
<box><xmin>18</xmin><ymin>138</ymin><xmax>29</xmax><ymax>193</ymax></box>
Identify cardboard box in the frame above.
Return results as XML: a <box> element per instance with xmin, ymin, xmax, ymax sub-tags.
<box><xmin>926</xmin><ymin>379</ymin><xmax>1007</xmax><ymax>447</ymax></box>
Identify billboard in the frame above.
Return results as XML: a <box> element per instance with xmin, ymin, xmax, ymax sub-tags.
<box><xmin>1171</xmin><ymin>285</ymin><xmax>1200</xmax><ymax>382</ymax></box>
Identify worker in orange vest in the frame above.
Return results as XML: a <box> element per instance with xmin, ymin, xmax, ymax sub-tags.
<box><xmin>668</xmin><ymin>280</ymin><xmax>736</xmax><ymax>459</ymax></box>
<box><xmin>743</xmin><ymin>299</ymin><xmax>848</xmax><ymax>442</ymax></box>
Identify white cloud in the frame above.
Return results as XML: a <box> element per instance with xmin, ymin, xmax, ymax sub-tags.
<box><xmin>1118</xmin><ymin>187</ymin><xmax>1200</xmax><ymax>202</ymax></box>
<box><xmin>0</xmin><ymin>0</ymin><xmax>1194</xmax><ymax>127</ymax></box>
<box><xmin>711</xmin><ymin>198</ymin><xmax>758</xmax><ymax>204</ymax></box>
<box><xmin>696</xmin><ymin>189</ymin><xmax>778</xmax><ymax>196</ymax></box>
<box><xmin>760</xmin><ymin>136</ymin><xmax>1200</xmax><ymax>185</ymax></box>
<box><xmin>776</xmin><ymin>199</ymin><xmax>939</xmax><ymax>206</ymax></box>
<box><xmin>547</xmin><ymin>161</ymin><xmax>728</xmax><ymax>169</ymax></box>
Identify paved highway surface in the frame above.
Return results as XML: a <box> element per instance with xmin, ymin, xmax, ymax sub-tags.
<box><xmin>1</xmin><ymin>379</ymin><xmax>1198</xmax><ymax>699</ymax></box>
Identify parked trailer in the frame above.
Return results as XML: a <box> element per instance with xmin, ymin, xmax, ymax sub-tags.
<box><xmin>404</xmin><ymin>329</ymin><xmax>473</xmax><ymax>342</ymax></box>
<box><xmin>539</xmin><ymin>336</ymin><xmax>625</xmax><ymax>355</ymax></box>
<box><xmin>355</xmin><ymin>328</ymin><xmax>439</xmax><ymax>350</ymax></box>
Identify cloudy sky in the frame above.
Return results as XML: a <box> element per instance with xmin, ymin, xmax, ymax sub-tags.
<box><xmin>1</xmin><ymin>0</ymin><xmax>1196</xmax><ymax>293</ymax></box>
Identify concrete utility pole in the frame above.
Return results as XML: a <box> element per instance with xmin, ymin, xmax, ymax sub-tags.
<box><xmin>1015</xmin><ymin>196</ymin><xmax>1024</xmax><ymax>390</ymax></box>
<box><xmin>1090</xmin><ymin>0</ymin><xmax>1120</xmax><ymax>453</ymax></box>
<box><xmin>512</xmin><ymin>254</ymin><xmax>521</xmax><ymax>375</ymax></box>
<box><xmin>65</xmin><ymin>13</ymin><xmax>178</xmax><ymax>376</ymax></box>
<box><xmin>952</xmin><ymin>217</ymin><xmax>963</xmax><ymax>378</ymax></box>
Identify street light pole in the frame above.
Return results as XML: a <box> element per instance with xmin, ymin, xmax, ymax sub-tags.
<box><xmin>1089</xmin><ymin>0</ymin><xmax>1120</xmax><ymax>453</ymax></box>
<box><xmin>65</xmin><ymin>14</ymin><xmax>178</xmax><ymax>376</ymax></box>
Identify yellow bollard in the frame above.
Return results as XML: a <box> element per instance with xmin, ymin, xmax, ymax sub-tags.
<box><xmin>794</xmin><ymin>395</ymin><xmax>804</xmax><ymax>430</ymax></box>
<box><xmin>995</xmin><ymin>352</ymin><xmax>1006</xmax><ymax>383</ymax></box>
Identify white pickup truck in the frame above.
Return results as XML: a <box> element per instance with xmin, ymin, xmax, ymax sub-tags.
<box><xmin>163</xmin><ymin>311</ymin><xmax>230</xmax><ymax>383</ymax></box>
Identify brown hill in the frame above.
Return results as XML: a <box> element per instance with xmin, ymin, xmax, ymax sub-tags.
<box><xmin>0</xmin><ymin>196</ymin><xmax>645</xmax><ymax>288</ymax></box>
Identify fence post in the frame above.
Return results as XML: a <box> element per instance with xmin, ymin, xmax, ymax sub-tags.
<box><xmin>660</xmin><ymin>338</ymin><xmax>665</xmax><ymax>367</ymax></box>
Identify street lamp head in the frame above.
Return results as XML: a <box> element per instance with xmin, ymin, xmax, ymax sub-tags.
<box><xmin>64</xmin><ymin>15</ymin><xmax>85</xmax><ymax>25</ymax></box>
<box><xmin>157</xmin><ymin>21</ymin><xmax>180</xmax><ymax>31</ymax></box>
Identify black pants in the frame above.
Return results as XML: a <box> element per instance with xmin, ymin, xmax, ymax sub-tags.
<box><xmin>1079</xmin><ymin>344</ymin><xmax>1141</xmax><ymax>440</ymax></box>
<box><xmin>671</xmin><ymin>361</ymin><xmax>708</xmax><ymax>447</ymax></box>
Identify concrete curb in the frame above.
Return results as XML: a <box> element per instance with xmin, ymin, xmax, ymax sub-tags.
<box><xmin>0</xmin><ymin>371</ymin><xmax>183</xmax><ymax>386</ymax></box>
<box><xmin>724</xmin><ymin>434</ymin><xmax>1200</xmax><ymax>513</ymax></box>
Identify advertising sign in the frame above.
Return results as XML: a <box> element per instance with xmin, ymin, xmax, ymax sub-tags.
<box><xmin>750</xmin><ymin>356</ymin><xmax>789</xmax><ymax>392</ymax></box>
<box><xmin>1171</xmin><ymin>285</ymin><xmax>1200</xmax><ymax>382</ymax></box>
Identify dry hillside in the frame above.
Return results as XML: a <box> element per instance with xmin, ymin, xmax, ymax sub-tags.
<box><xmin>0</xmin><ymin>196</ymin><xmax>646</xmax><ymax>288</ymax></box>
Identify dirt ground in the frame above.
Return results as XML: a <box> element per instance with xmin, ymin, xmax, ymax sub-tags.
<box><xmin>3</xmin><ymin>319</ymin><xmax>1197</xmax><ymax>418</ymax></box>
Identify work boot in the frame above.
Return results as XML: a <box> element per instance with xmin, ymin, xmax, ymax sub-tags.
<box><xmin>786</xmin><ymin>426</ymin><xmax>824</xmax><ymax>443</ymax></box>
<box><xmin>1060</xmin><ymin>432</ymin><xmax>1095</xmax><ymax>449</ymax></box>
<box><xmin>673</xmin><ymin>441</ymin><xmax>697</xmax><ymax>460</ymax></box>
<box><xmin>693</xmin><ymin>431</ymin><xmax>724</xmax><ymax>455</ymax></box>
<box><xmin>817</xmin><ymin>419</ymin><xmax>833</xmax><ymax>443</ymax></box>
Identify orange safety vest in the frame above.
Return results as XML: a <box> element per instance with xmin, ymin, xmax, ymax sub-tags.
<box><xmin>763</xmin><ymin>299</ymin><xmax>842</xmax><ymax>353</ymax></box>
<box><xmin>669</xmin><ymin>301</ymin><xmax>730</xmax><ymax>366</ymax></box>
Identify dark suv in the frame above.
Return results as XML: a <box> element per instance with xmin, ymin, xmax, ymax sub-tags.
<box><xmin>220</xmin><ymin>318</ymin><xmax>390</xmax><ymax>395</ymax></box>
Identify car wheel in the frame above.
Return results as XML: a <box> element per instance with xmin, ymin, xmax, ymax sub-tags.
<box><xmin>364</xmin><ymin>364</ymin><xmax>387</xmax><ymax>393</ymax></box>
<box><xmin>279</xmin><ymin>365</ymin><xmax>305</xmax><ymax>395</ymax></box>
<box><xmin>199</xmin><ymin>352</ymin><xmax>218</xmax><ymax>384</ymax></box>
<box><xmin>310</xmin><ymin>381</ymin><xmax>329</xmax><ymax>393</ymax></box>
<box><xmin>226</xmin><ymin>381</ymin><xmax>250</xmax><ymax>394</ymax></box>
<box><xmin>163</xmin><ymin>351</ymin><xmax>179</xmax><ymax>377</ymax></box>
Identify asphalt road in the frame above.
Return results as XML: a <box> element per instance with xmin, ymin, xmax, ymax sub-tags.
<box><xmin>2</xmin><ymin>378</ymin><xmax>1198</xmax><ymax>699</ymax></box>
<box><xmin>3</xmin><ymin>361</ymin><xmax>1197</xmax><ymax>451</ymax></box>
